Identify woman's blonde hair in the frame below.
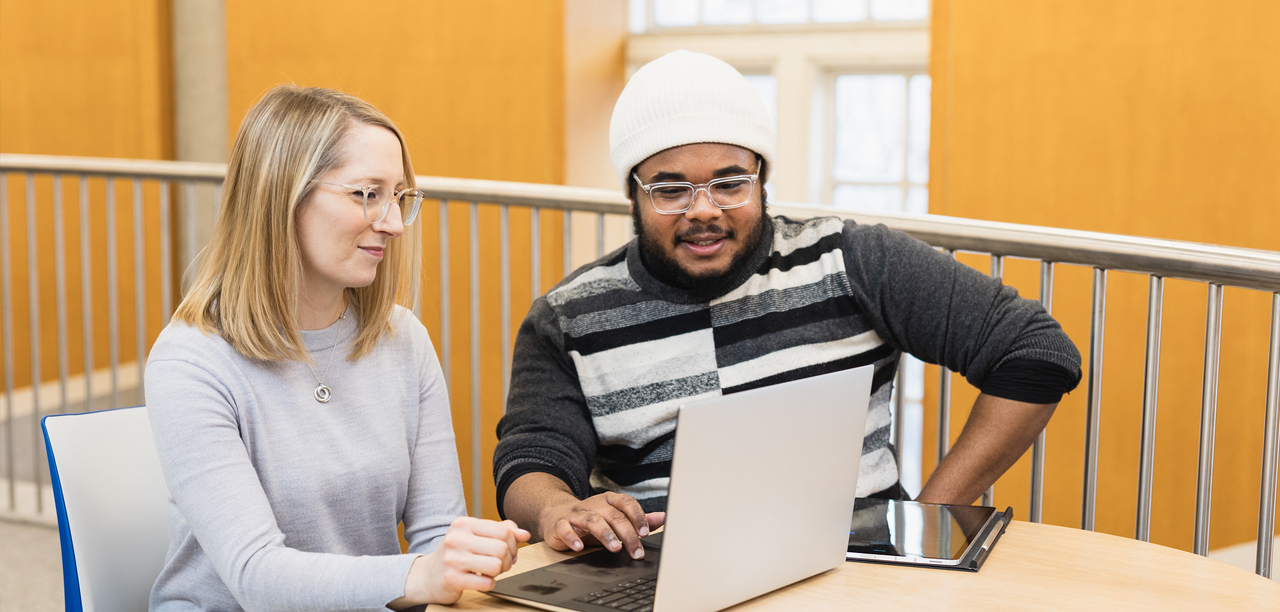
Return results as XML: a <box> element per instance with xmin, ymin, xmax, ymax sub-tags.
<box><xmin>173</xmin><ymin>84</ymin><xmax>420</xmax><ymax>363</ymax></box>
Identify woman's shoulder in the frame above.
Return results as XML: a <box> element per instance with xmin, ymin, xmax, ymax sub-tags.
<box><xmin>149</xmin><ymin>321</ymin><xmax>243</xmax><ymax>371</ymax></box>
<box><xmin>386</xmin><ymin>305</ymin><xmax>432</xmax><ymax>345</ymax></box>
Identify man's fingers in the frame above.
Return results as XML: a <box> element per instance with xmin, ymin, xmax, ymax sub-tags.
<box><xmin>578</xmin><ymin>512</ymin><xmax>625</xmax><ymax>553</ymax></box>
<box><xmin>595</xmin><ymin>506</ymin><xmax>645</xmax><ymax>559</ymax></box>
<box><xmin>605</xmin><ymin>492</ymin><xmax>651</xmax><ymax>537</ymax></box>
<box><xmin>645</xmin><ymin>511</ymin><xmax>666</xmax><ymax>531</ymax></box>
<box><xmin>553</xmin><ymin>518</ymin><xmax>585</xmax><ymax>551</ymax></box>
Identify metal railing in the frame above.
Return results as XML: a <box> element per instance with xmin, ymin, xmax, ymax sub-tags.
<box><xmin>2</xmin><ymin>153</ymin><xmax>1278</xmax><ymax>578</ymax></box>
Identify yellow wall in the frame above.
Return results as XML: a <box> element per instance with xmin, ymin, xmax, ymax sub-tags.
<box><xmin>225</xmin><ymin>0</ymin><xmax>570</xmax><ymax>519</ymax></box>
<box><xmin>928</xmin><ymin>0</ymin><xmax>1280</xmax><ymax>551</ymax></box>
<box><xmin>0</xmin><ymin>0</ymin><xmax>173</xmax><ymax>388</ymax></box>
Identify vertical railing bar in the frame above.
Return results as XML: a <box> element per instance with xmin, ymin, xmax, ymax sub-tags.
<box><xmin>596</xmin><ymin>212</ymin><xmax>605</xmax><ymax>259</ymax></box>
<box><xmin>159</xmin><ymin>181</ymin><xmax>172</xmax><ymax>327</ymax></box>
<box><xmin>982</xmin><ymin>254</ymin><xmax>1004</xmax><ymax>507</ymax></box>
<box><xmin>937</xmin><ymin>250</ymin><xmax>953</xmax><ymax>465</ymax></box>
<box><xmin>1082</xmin><ymin>267</ymin><xmax>1107</xmax><ymax>531</ymax></box>
<box><xmin>1194</xmin><ymin>283</ymin><xmax>1224</xmax><ymax>556</ymax></box>
<box><xmin>468</xmin><ymin>202</ymin><xmax>481</xmax><ymax>517</ymax></box>
<box><xmin>183</xmin><ymin>182</ymin><xmax>196</xmax><ymax>284</ymax></box>
<box><xmin>53</xmin><ymin>175</ymin><xmax>70</xmax><ymax>418</ymax></box>
<box><xmin>439</xmin><ymin>201</ymin><xmax>451</xmax><ymax>387</ymax></box>
<box><xmin>892</xmin><ymin>358</ymin><xmax>905</xmax><ymax>469</ymax></box>
<box><xmin>1136</xmin><ymin>275</ymin><xmax>1164</xmax><ymax>542</ymax></box>
<box><xmin>78</xmin><ymin>177</ymin><xmax>93</xmax><ymax>415</ymax></box>
<box><xmin>133</xmin><ymin>179</ymin><xmax>146</xmax><ymax>402</ymax></box>
<box><xmin>500</xmin><ymin>206</ymin><xmax>511</xmax><ymax>409</ymax></box>
<box><xmin>1031</xmin><ymin>261</ymin><xmax>1053</xmax><ymax>523</ymax></box>
<box><xmin>25</xmin><ymin>173</ymin><xmax>44</xmax><ymax>510</ymax></box>
<box><xmin>106</xmin><ymin>179</ymin><xmax>120</xmax><ymax>408</ymax></box>
<box><xmin>1257</xmin><ymin>292</ymin><xmax>1280</xmax><ymax>578</ymax></box>
<box><xmin>563</xmin><ymin>211</ymin><xmax>572</xmax><ymax>278</ymax></box>
<box><xmin>1</xmin><ymin>174</ymin><xmax>15</xmax><ymax>510</ymax></box>
<box><xmin>531</xmin><ymin>207</ymin><xmax>541</xmax><ymax>301</ymax></box>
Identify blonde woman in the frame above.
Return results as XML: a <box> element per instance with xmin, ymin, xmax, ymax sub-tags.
<box><xmin>146</xmin><ymin>85</ymin><xmax>527</xmax><ymax>611</ymax></box>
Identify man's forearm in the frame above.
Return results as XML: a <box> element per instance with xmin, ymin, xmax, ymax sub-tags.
<box><xmin>916</xmin><ymin>393</ymin><xmax>1056</xmax><ymax>505</ymax></box>
<box><xmin>503</xmin><ymin>472</ymin><xmax>582</xmax><ymax>542</ymax></box>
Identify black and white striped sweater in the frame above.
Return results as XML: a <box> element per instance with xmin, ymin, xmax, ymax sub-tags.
<box><xmin>495</xmin><ymin>215</ymin><xmax>1080</xmax><ymax>514</ymax></box>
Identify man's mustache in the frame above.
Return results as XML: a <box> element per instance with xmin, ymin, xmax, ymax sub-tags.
<box><xmin>677</xmin><ymin>225</ymin><xmax>733</xmax><ymax>241</ymax></box>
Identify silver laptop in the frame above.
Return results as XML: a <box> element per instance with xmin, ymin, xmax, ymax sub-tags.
<box><xmin>489</xmin><ymin>365</ymin><xmax>873</xmax><ymax>612</ymax></box>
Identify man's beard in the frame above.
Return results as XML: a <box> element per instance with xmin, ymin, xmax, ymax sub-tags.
<box><xmin>631</xmin><ymin>203</ymin><xmax>770</xmax><ymax>291</ymax></box>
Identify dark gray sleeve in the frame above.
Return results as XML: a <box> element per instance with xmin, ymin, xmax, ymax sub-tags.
<box><xmin>841</xmin><ymin>221</ymin><xmax>1082</xmax><ymax>391</ymax></box>
<box><xmin>494</xmin><ymin>297</ymin><xmax>599</xmax><ymax>518</ymax></box>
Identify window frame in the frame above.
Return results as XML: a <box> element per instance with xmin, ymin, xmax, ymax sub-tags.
<box><xmin>822</xmin><ymin>67</ymin><xmax>931</xmax><ymax>211</ymax></box>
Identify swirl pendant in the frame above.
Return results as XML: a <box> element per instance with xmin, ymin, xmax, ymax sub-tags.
<box><xmin>314</xmin><ymin>383</ymin><xmax>332</xmax><ymax>403</ymax></box>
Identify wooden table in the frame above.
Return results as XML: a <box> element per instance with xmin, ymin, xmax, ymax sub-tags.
<box><xmin>442</xmin><ymin>521</ymin><xmax>1280</xmax><ymax>611</ymax></box>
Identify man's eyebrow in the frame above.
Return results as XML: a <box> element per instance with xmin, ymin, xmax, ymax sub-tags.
<box><xmin>646</xmin><ymin>164</ymin><xmax>754</xmax><ymax>183</ymax></box>
<box><xmin>648</xmin><ymin>171</ymin><xmax>687</xmax><ymax>182</ymax></box>
<box><xmin>712</xmin><ymin>164</ymin><xmax>751</xmax><ymax>177</ymax></box>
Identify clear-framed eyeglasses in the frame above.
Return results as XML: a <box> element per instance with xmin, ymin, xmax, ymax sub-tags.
<box><xmin>632</xmin><ymin>170</ymin><xmax>760</xmax><ymax>215</ymax></box>
<box><xmin>313</xmin><ymin>181</ymin><xmax>424</xmax><ymax>225</ymax></box>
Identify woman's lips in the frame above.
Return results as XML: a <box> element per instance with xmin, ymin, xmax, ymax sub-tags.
<box><xmin>360</xmin><ymin>246</ymin><xmax>384</xmax><ymax>259</ymax></box>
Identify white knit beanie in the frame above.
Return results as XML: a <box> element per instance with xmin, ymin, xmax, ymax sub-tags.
<box><xmin>609</xmin><ymin>50</ymin><xmax>776</xmax><ymax>191</ymax></box>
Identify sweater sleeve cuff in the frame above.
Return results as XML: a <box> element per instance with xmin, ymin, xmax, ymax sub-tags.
<box><xmin>343</xmin><ymin>553</ymin><xmax>421</xmax><ymax>611</ymax></box>
<box><xmin>495</xmin><ymin>462</ymin><xmax>585</xmax><ymax>521</ymax></box>
<box><xmin>979</xmin><ymin>359</ymin><xmax>1080</xmax><ymax>404</ymax></box>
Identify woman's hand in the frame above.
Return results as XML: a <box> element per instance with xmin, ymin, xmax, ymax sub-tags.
<box><xmin>398</xmin><ymin>517</ymin><xmax>531</xmax><ymax>606</ymax></box>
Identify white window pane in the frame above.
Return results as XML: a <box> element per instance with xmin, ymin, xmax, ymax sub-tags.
<box><xmin>870</xmin><ymin>0</ymin><xmax>928</xmax><ymax>21</ymax></box>
<box><xmin>833</xmin><ymin>74</ymin><xmax>906</xmax><ymax>183</ymax></box>
<box><xmin>907</xmin><ymin>74</ymin><xmax>931</xmax><ymax>184</ymax></box>
<box><xmin>905</xmin><ymin>186</ymin><xmax>928</xmax><ymax>214</ymax></box>
<box><xmin>654</xmin><ymin>0</ymin><xmax>700</xmax><ymax>26</ymax></box>
<box><xmin>630</xmin><ymin>0</ymin><xmax>648</xmax><ymax>33</ymax></box>
<box><xmin>833</xmin><ymin>185</ymin><xmax>904</xmax><ymax>213</ymax></box>
<box><xmin>743</xmin><ymin>74</ymin><xmax>778</xmax><ymax>128</ymax></box>
<box><xmin>757</xmin><ymin>0</ymin><xmax>808</xmax><ymax>23</ymax></box>
<box><xmin>813</xmin><ymin>0</ymin><xmax>867</xmax><ymax>22</ymax></box>
<box><xmin>703</xmin><ymin>0</ymin><xmax>753</xmax><ymax>24</ymax></box>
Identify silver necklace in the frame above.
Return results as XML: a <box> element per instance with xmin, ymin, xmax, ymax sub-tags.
<box><xmin>304</xmin><ymin>310</ymin><xmax>346</xmax><ymax>403</ymax></box>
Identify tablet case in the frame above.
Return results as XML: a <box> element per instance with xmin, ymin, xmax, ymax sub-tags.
<box><xmin>953</xmin><ymin>506</ymin><xmax>1013</xmax><ymax>572</ymax></box>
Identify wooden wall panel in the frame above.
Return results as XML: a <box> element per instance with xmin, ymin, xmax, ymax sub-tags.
<box><xmin>0</xmin><ymin>0</ymin><xmax>172</xmax><ymax>388</ymax></box>
<box><xmin>929</xmin><ymin>0</ymin><xmax>1280</xmax><ymax>551</ymax></box>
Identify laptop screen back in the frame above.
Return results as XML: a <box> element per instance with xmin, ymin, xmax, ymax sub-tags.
<box><xmin>654</xmin><ymin>365</ymin><xmax>874</xmax><ymax>612</ymax></box>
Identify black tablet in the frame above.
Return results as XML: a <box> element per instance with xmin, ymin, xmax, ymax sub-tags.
<box><xmin>846</xmin><ymin>498</ymin><xmax>1012</xmax><ymax>571</ymax></box>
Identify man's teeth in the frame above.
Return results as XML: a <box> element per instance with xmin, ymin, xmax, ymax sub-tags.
<box><xmin>690</xmin><ymin>239</ymin><xmax>719</xmax><ymax>246</ymax></box>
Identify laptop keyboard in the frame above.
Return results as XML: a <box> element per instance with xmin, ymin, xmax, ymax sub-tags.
<box><xmin>572</xmin><ymin>575</ymin><xmax>658</xmax><ymax>611</ymax></box>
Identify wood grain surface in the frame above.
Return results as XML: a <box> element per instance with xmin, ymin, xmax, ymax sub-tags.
<box><xmin>441</xmin><ymin>521</ymin><xmax>1280</xmax><ymax>611</ymax></box>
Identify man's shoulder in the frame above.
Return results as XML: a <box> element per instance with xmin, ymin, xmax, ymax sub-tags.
<box><xmin>542</xmin><ymin>243</ymin><xmax>636</xmax><ymax>308</ymax></box>
<box><xmin>769</xmin><ymin>214</ymin><xmax>853</xmax><ymax>257</ymax></box>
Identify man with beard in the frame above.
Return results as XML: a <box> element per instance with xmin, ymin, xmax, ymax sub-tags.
<box><xmin>494</xmin><ymin>51</ymin><xmax>1081</xmax><ymax>561</ymax></box>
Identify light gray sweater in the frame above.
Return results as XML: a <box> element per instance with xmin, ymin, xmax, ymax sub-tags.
<box><xmin>146</xmin><ymin>306</ymin><xmax>465</xmax><ymax>611</ymax></box>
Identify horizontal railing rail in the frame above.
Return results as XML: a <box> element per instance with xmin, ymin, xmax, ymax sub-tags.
<box><xmin>1</xmin><ymin>153</ymin><xmax>1277</xmax><ymax>578</ymax></box>
<box><xmin>7</xmin><ymin>154</ymin><xmax>1277</xmax><ymax>290</ymax></box>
